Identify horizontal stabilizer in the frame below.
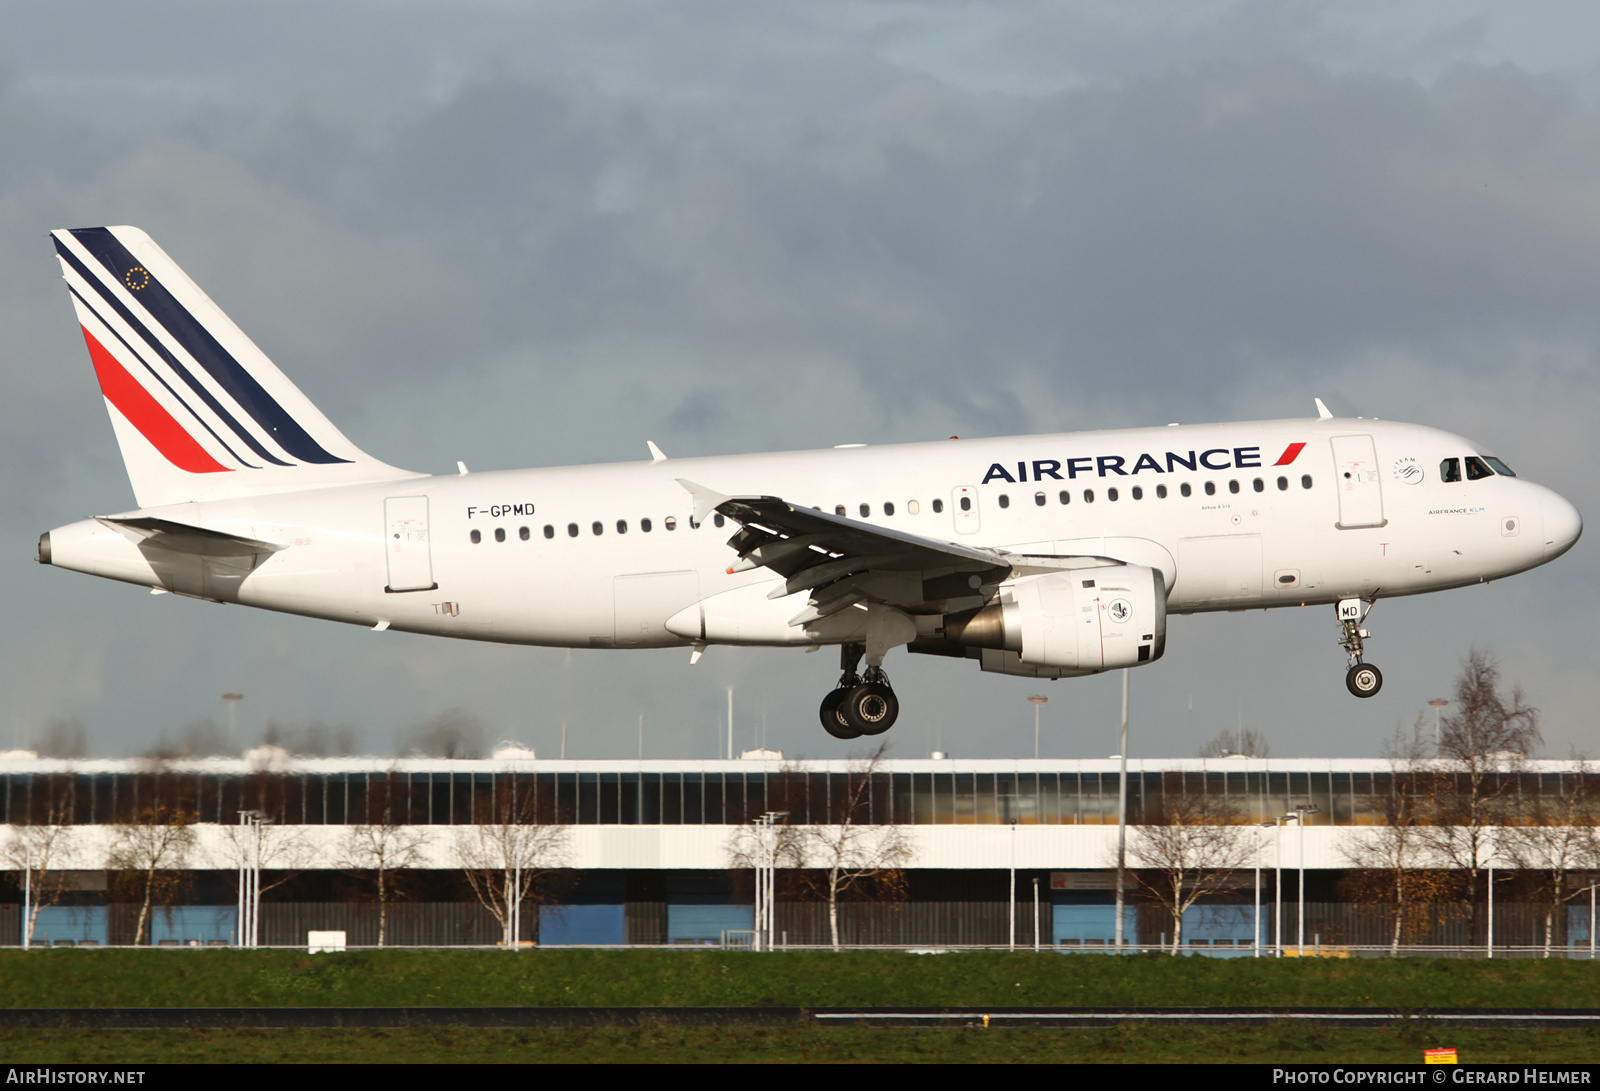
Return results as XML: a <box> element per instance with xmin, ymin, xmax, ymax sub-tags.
<box><xmin>96</xmin><ymin>516</ymin><xmax>284</xmax><ymax>558</ymax></box>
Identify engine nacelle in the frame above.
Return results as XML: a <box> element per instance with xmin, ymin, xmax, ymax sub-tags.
<box><xmin>918</xmin><ymin>564</ymin><xmax>1166</xmax><ymax>677</ymax></box>
<box><xmin>1010</xmin><ymin>565</ymin><xmax>1166</xmax><ymax>671</ymax></box>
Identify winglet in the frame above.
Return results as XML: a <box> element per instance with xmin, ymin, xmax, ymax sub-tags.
<box><xmin>1314</xmin><ymin>398</ymin><xmax>1333</xmax><ymax>420</ymax></box>
<box><xmin>676</xmin><ymin>478</ymin><xmax>730</xmax><ymax>523</ymax></box>
<box><xmin>647</xmin><ymin>441</ymin><xmax>667</xmax><ymax>463</ymax></box>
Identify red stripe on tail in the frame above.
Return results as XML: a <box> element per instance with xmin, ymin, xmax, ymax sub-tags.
<box><xmin>1273</xmin><ymin>442</ymin><xmax>1307</xmax><ymax>466</ymax></box>
<box><xmin>80</xmin><ymin>327</ymin><xmax>232</xmax><ymax>474</ymax></box>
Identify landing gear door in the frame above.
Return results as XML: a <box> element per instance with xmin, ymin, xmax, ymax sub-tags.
<box><xmin>1331</xmin><ymin>435</ymin><xmax>1385</xmax><ymax>529</ymax></box>
<box><xmin>951</xmin><ymin>485</ymin><xmax>981</xmax><ymax>534</ymax></box>
<box><xmin>385</xmin><ymin>496</ymin><xmax>437</xmax><ymax>592</ymax></box>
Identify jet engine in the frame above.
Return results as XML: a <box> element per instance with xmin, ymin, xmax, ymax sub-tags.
<box><xmin>910</xmin><ymin>564</ymin><xmax>1167</xmax><ymax>679</ymax></box>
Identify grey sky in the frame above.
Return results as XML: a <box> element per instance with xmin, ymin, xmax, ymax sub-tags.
<box><xmin>2</xmin><ymin>2</ymin><xmax>1595</xmax><ymax>760</ymax></box>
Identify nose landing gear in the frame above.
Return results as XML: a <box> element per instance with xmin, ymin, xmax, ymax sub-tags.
<box><xmin>1337</xmin><ymin>597</ymin><xmax>1383</xmax><ymax>698</ymax></box>
<box><xmin>818</xmin><ymin>642</ymin><xmax>900</xmax><ymax>739</ymax></box>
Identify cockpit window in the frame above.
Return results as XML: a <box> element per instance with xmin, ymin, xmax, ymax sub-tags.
<box><xmin>1483</xmin><ymin>456</ymin><xmax>1516</xmax><ymax>477</ymax></box>
<box><xmin>1440</xmin><ymin>458</ymin><xmax>1461</xmax><ymax>483</ymax></box>
<box><xmin>1465</xmin><ymin>456</ymin><xmax>1494</xmax><ymax>481</ymax></box>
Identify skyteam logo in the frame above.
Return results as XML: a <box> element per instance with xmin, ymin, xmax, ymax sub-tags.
<box><xmin>1107</xmin><ymin>598</ymin><xmax>1133</xmax><ymax>624</ymax></box>
<box><xmin>978</xmin><ymin>442</ymin><xmax>1305</xmax><ymax>483</ymax></box>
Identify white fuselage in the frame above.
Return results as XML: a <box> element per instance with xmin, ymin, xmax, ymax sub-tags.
<box><xmin>43</xmin><ymin>416</ymin><xmax>1581</xmax><ymax>652</ymax></box>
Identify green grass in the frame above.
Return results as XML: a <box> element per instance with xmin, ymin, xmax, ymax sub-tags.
<box><xmin>1</xmin><ymin>1024</ymin><xmax>1596</xmax><ymax>1064</ymax></box>
<box><xmin>0</xmin><ymin>948</ymin><xmax>1598</xmax><ymax>1011</ymax></box>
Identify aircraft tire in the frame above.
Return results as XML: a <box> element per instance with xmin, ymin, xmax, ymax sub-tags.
<box><xmin>1346</xmin><ymin>663</ymin><xmax>1383</xmax><ymax>699</ymax></box>
<box><xmin>820</xmin><ymin>688</ymin><xmax>862</xmax><ymax>739</ymax></box>
<box><xmin>842</xmin><ymin>682</ymin><xmax>898</xmax><ymax>735</ymax></box>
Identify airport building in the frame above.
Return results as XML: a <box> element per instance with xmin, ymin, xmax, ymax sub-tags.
<box><xmin>0</xmin><ymin>753</ymin><xmax>1590</xmax><ymax>949</ymax></box>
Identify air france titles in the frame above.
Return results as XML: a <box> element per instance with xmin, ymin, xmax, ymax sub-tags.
<box><xmin>979</xmin><ymin>443</ymin><xmax>1301</xmax><ymax>485</ymax></box>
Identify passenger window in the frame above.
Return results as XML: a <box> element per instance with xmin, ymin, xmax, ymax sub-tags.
<box><xmin>860</xmin><ymin>503</ymin><xmax>871</xmax><ymax>518</ymax></box>
<box><xmin>567</xmin><ymin>523</ymin><xmax>579</xmax><ymax>537</ymax></box>
<box><xmin>1059</xmin><ymin>490</ymin><xmax>1070</xmax><ymax>505</ymax></box>
<box><xmin>932</xmin><ymin>499</ymin><xmax>944</xmax><ymax>513</ymax></box>
<box><xmin>617</xmin><ymin>520</ymin><xmax>628</xmax><ymax>534</ymax></box>
<box><xmin>470</xmin><ymin>530</ymin><xmax>481</xmax><ymax>544</ymax></box>
<box><xmin>495</xmin><ymin>528</ymin><xmax>506</xmax><ymax>543</ymax></box>
<box><xmin>835</xmin><ymin>504</ymin><xmax>846</xmax><ymax>516</ymax></box>
<box><xmin>543</xmin><ymin>525</ymin><xmax>554</xmax><ymax>539</ymax></box>
<box><xmin>665</xmin><ymin>517</ymin><xmax>677</xmax><ymax>531</ymax></box>
<box><xmin>1228</xmin><ymin>480</ymin><xmax>1239</xmax><ymax>494</ymax></box>
<box><xmin>1253</xmin><ymin>478</ymin><xmax>1264</xmax><ymax>493</ymax></box>
<box><xmin>519</xmin><ymin>526</ymin><xmax>530</xmax><ymax>541</ymax></box>
<box><xmin>1204</xmin><ymin>482</ymin><xmax>1216</xmax><ymax>496</ymax></box>
<box><xmin>641</xmin><ymin>518</ymin><xmax>652</xmax><ymax>532</ymax></box>
<box><xmin>689</xmin><ymin>517</ymin><xmax>701</xmax><ymax>529</ymax></box>
<box><xmin>1180</xmin><ymin>483</ymin><xmax>1192</xmax><ymax>498</ymax></box>
<box><xmin>997</xmin><ymin>495</ymin><xmax>1009</xmax><ymax>509</ymax></box>
<box><xmin>1084</xmin><ymin>489</ymin><xmax>1095</xmax><ymax>503</ymax></box>
<box><xmin>960</xmin><ymin>496</ymin><xmax>971</xmax><ymax>511</ymax></box>
<box><xmin>1034</xmin><ymin>492</ymin><xmax>1046</xmax><ymax>506</ymax></box>
<box><xmin>1156</xmin><ymin>485</ymin><xmax>1167</xmax><ymax>499</ymax></box>
<box><xmin>592</xmin><ymin>521</ymin><xmax>603</xmax><ymax>536</ymax></box>
<box><xmin>1465</xmin><ymin>456</ymin><xmax>1494</xmax><ymax>481</ymax></box>
<box><xmin>907</xmin><ymin>500</ymin><xmax>920</xmax><ymax>515</ymax></box>
<box><xmin>1131</xmin><ymin>486</ymin><xmax>1143</xmax><ymax>500</ymax></box>
<box><xmin>1107</xmin><ymin>487</ymin><xmax>1119</xmax><ymax>501</ymax></box>
<box><xmin>884</xmin><ymin>502</ymin><xmax>895</xmax><ymax>516</ymax></box>
<box><xmin>1440</xmin><ymin>458</ymin><xmax>1461</xmax><ymax>483</ymax></box>
<box><xmin>1277</xmin><ymin>476</ymin><xmax>1288</xmax><ymax>491</ymax></box>
<box><xmin>714</xmin><ymin>514</ymin><xmax>726</xmax><ymax>527</ymax></box>
<box><xmin>1301</xmin><ymin>475</ymin><xmax>1313</xmax><ymax>489</ymax></box>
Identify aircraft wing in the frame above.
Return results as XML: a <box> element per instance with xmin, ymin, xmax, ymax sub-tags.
<box><xmin>678</xmin><ymin>479</ymin><xmax>1087</xmax><ymax>625</ymax></box>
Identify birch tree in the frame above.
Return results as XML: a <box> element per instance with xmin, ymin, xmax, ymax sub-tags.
<box><xmin>1127</xmin><ymin>789</ymin><xmax>1259</xmax><ymax>953</ymax></box>
<box><xmin>455</xmin><ymin>777</ymin><xmax>568</xmax><ymax>947</ymax></box>
<box><xmin>790</xmin><ymin>746</ymin><xmax>913</xmax><ymax>948</ymax></box>
<box><xmin>107</xmin><ymin>804</ymin><xmax>196</xmax><ymax>945</ymax></box>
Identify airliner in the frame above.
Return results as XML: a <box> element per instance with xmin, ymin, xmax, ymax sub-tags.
<box><xmin>38</xmin><ymin>227</ymin><xmax>1584</xmax><ymax>739</ymax></box>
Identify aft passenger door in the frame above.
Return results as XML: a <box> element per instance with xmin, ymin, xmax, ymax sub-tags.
<box><xmin>384</xmin><ymin>496</ymin><xmax>437</xmax><ymax>592</ymax></box>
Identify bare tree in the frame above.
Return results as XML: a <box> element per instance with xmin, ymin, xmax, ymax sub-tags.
<box><xmin>399</xmin><ymin>709</ymin><xmax>484</xmax><ymax>759</ymax></box>
<box><xmin>789</xmin><ymin>746</ymin><xmax>914</xmax><ymax>948</ymax></box>
<box><xmin>1127</xmin><ymin>788</ymin><xmax>1260</xmax><ymax>953</ymax></box>
<box><xmin>107</xmin><ymin>804</ymin><xmax>197</xmax><ymax>944</ymax></box>
<box><xmin>146</xmin><ymin>718</ymin><xmax>234</xmax><ymax>759</ymax></box>
<box><xmin>222</xmin><ymin>821</ymin><xmax>317</xmax><ymax>900</ymax></box>
<box><xmin>1198</xmin><ymin>727</ymin><xmax>1270</xmax><ymax>759</ymax></box>
<box><xmin>1341</xmin><ymin>720</ymin><xmax>1457</xmax><ymax>953</ymax></box>
<box><xmin>1421</xmin><ymin>648</ymin><xmax>1541</xmax><ymax>933</ymax></box>
<box><xmin>1500</xmin><ymin>757</ymin><xmax>1600</xmax><ymax>956</ymax></box>
<box><xmin>455</xmin><ymin>777</ymin><xmax>569</xmax><ymax>947</ymax></box>
<box><xmin>3</xmin><ymin>822</ymin><xmax>76</xmax><ymax>947</ymax></box>
<box><xmin>31</xmin><ymin>719</ymin><xmax>88</xmax><ymax>759</ymax></box>
<box><xmin>340</xmin><ymin>770</ymin><xmax>426</xmax><ymax>946</ymax></box>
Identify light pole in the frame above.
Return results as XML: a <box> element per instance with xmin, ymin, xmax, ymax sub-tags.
<box><xmin>1114</xmin><ymin>669</ymin><xmax>1130</xmax><ymax>950</ymax></box>
<box><xmin>1428</xmin><ymin>699</ymin><xmax>1448</xmax><ymax>752</ymax></box>
<box><xmin>237</xmin><ymin>809</ymin><xmax>268</xmax><ymax>948</ymax></box>
<box><xmin>222</xmin><ymin>692</ymin><xmax>243</xmax><ymax>744</ymax></box>
<box><xmin>753</xmin><ymin>811</ymin><xmax>787</xmax><ymax>951</ymax></box>
<box><xmin>1028</xmin><ymin>695</ymin><xmax>1048</xmax><ymax>760</ymax></box>
<box><xmin>1294</xmin><ymin>804</ymin><xmax>1319</xmax><ymax>951</ymax></box>
<box><xmin>1272</xmin><ymin>812</ymin><xmax>1304</xmax><ymax>957</ymax></box>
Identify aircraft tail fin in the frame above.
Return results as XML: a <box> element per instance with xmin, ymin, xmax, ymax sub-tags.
<box><xmin>51</xmin><ymin>226</ymin><xmax>420</xmax><ymax>508</ymax></box>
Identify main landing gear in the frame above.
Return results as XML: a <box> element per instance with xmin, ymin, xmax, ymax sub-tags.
<box><xmin>819</xmin><ymin>642</ymin><xmax>900</xmax><ymax>739</ymax></box>
<box><xmin>1336</xmin><ymin>597</ymin><xmax>1383</xmax><ymax>698</ymax></box>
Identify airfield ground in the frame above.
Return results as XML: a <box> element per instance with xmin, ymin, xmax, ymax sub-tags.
<box><xmin>1</xmin><ymin>949</ymin><xmax>1597</xmax><ymax>1063</ymax></box>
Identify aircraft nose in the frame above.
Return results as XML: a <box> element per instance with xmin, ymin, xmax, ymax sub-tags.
<box><xmin>1542</xmin><ymin>489</ymin><xmax>1583</xmax><ymax>560</ymax></box>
